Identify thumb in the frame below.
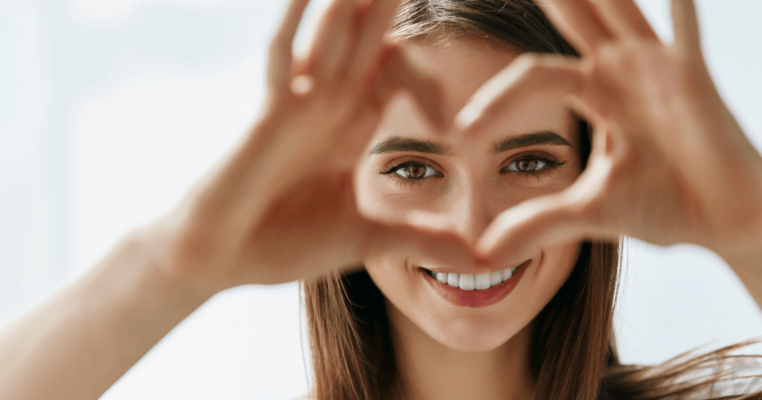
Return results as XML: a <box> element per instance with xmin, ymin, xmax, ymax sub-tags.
<box><xmin>372</xmin><ymin>43</ymin><xmax>450</xmax><ymax>132</ymax></box>
<box><xmin>477</xmin><ymin>192</ymin><xmax>595</xmax><ymax>269</ymax></box>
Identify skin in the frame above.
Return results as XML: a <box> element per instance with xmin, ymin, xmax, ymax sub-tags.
<box><xmin>0</xmin><ymin>0</ymin><xmax>761</xmax><ymax>399</ymax></box>
<box><xmin>356</xmin><ymin>39</ymin><xmax>583</xmax><ymax>400</ymax></box>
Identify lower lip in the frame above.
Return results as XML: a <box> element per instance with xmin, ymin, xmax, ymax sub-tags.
<box><xmin>420</xmin><ymin>260</ymin><xmax>530</xmax><ymax>308</ymax></box>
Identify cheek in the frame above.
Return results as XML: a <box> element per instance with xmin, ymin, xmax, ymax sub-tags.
<box><xmin>364</xmin><ymin>256</ymin><xmax>409</xmax><ymax>297</ymax></box>
<box><xmin>363</xmin><ymin>255</ymin><xmax>442</xmax><ymax>337</ymax></box>
<box><xmin>518</xmin><ymin>242</ymin><xmax>582</xmax><ymax>320</ymax></box>
<box><xmin>364</xmin><ymin>254</ymin><xmax>429</xmax><ymax>312</ymax></box>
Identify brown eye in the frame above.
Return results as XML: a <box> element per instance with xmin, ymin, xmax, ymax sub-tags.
<box><xmin>392</xmin><ymin>162</ymin><xmax>440</xmax><ymax>180</ymax></box>
<box><xmin>505</xmin><ymin>157</ymin><xmax>549</xmax><ymax>173</ymax></box>
<box><xmin>517</xmin><ymin>159</ymin><xmax>541</xmax><ymax>172</ymax></box>
<box><xmin>402</xmin><ymin>165</ymin><xmax>426</xmax><ymax>179</ymax></box>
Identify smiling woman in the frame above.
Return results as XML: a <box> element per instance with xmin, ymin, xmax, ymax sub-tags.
<box><xmin>301</xmin><ymin>4</ymin><xmax>608</xmax><ymax>398</ymax></box>
<box><xmin>1</xmin><ymin>0</ymin><xmax>762</xmax><ymax>400</ymax></box>
<box><xmin>307</xmin><ymin>0</ymin><xmax>762</xmax><ymax>399</ymax></box>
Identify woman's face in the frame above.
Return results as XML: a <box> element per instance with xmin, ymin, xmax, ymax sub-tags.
<box><xmin>355</xmin><ymin>38</ymin><xmax>583</xmax><ymax>352</ymax></box>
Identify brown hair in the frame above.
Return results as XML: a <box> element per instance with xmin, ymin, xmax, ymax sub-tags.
<box><xmin>301</xmin><ymin>1</ymin><xmax>762</xmax><ymax>399</ymax></box>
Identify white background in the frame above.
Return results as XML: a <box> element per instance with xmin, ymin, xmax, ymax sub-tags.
<box><xmin>1</xmin><ymin>0</ymin><xmax>762</xmax><ymax>399</ymax></box>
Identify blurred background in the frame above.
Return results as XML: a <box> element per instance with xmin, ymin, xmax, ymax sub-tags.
<box><xmin>1</xmin><ymin>0</ymin><xmax>761</xmax><ymax>399</ymax></box>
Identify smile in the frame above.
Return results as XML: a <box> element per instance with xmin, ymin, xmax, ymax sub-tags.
<box><xmin>419</xmin><ymin>259</ymin><xmax>531</xmax><ymax>308</ymax></box>
<box><xmin>423</xmin><ymin>264</ymin><xmax>522</xmax><ymax>290</ymax></box>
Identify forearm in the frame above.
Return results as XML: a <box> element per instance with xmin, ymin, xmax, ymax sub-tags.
<box><xmin>0</xmin><ymin>228</ymin><xmax>215</xmax><ymax>400</ymax></box>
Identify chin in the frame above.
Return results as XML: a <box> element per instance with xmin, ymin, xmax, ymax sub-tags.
<box><xmin>421</xmin><ymin>315</ymin><xmax>528</xmax><ymax>353</ymax></box>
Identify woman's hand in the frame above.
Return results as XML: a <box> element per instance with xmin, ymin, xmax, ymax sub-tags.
<box><xmin>149</xmin><ymin>0</ymin><xmax>474</xmax><ymax>291</ymax></box>
<box><xmin>454</xmin><ymin>0</ymin><xmax>762</xmax><ymax>266</ymax></box>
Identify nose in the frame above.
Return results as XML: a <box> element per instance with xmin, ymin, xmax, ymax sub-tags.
<box><xmin>449</xmin><ymin>179</ymin><xmax>496</xmax><ymax>246</ymax></box>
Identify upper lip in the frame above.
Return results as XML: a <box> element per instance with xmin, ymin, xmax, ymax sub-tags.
<box><xmin>417</xmin><ymin>259</ymin><xmax>530</xmax><ymax>274</ymax></box>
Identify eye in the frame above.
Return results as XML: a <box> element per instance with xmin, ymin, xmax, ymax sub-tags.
<box><xmin>500</xmin><ymin>154</ymin><xmax>566</xmax><ymax>175</ymax></box>
<box><xmin>506</xmin><ymin>157</ymin><xmax>548</xmax><ymax>173</ymax></box>
<box><xmin>393</xmin><ymin>162</ymin><xmax>440</xmax><ymax>180</ymax></box>
<box><xmin>380</xmin><ymin>161</ymin><xmax>442</xmax><ymax>181</ymax></box>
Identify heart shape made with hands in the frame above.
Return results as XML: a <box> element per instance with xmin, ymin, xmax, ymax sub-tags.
<box><xmin>354</xmin><ymin>0</ymin><xmax>762</xmax><ymax>273</ymax></box>
<box><xmin>186</xmin><ymin>0</ymin><xmax>762</xmax><ymax>289</ymax></box>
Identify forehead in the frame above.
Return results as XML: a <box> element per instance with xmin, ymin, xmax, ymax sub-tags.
<box><xmin>375</xmin><ymin>38</ymin><xmax>575</xmax><ymax>145</ymax></box>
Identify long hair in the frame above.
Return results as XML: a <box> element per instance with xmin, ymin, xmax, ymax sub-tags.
<box><xmin>301</xmin><ymin>1</ymin><xmax>762</xmax><ymax>399</ymax></box>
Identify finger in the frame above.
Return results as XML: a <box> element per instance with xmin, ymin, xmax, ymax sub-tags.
<box><xmin>537</xmin><ymin>0</ymin><xmax>612</xmax><ymax>55</ymax></box>
<box><xmin>333</xmin><ymin>2</ymin><xmax>368</xmax><ymax>79</ymax></box>
<box><xmin>476</xmin><ymin>192</ymin><xmax>596</xmax><ymax>268</ymax></box>
<box><xmin>593</xmin><ymin>0</ymin><xmax>659</xmax><ymax>41</ymax></box>
<box><xmin>267</xmin><ymin>0</ymin><xmax>311</xmax><ymax>92</ymax></box>
<box><xmin>455</xmin><ymin>54</ymin><xmax>585</xmax><ymax>136</ymax></box>
<box><xmin>331</xmin><ymin>101</ymin><xmax>383</xmax><ymax>167</ymax></box>
<box><xmin>347</xmin><ymin>0</ymin><xmax>402</xmax><ymax>85</ymax></box>
<box><xmin>290</xmin><ymin>54</ymin><xmax>310</xmax><ymax>77</ymax></box>
<box><xmin>372</xmin><ymin>44</ymin><xmax>449</xmax><ymax>131</ymax></box>
<box><xmin>366</xmin><ymin>217</ymin><xmax>483</xmax><ymax>275</ymax></box>
<box><xmin>671</xmin><ymin>0</ymin><xmax>702</xmax><ymax>58</ymax></box>
<box><xmin>304</xmin><ymin>0</ymin><xmax>355</xmax><ymax>80</ymax></box>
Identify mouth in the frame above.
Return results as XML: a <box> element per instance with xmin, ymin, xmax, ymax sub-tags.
<box><xmin>418</xmin><ymin>259</ymin><xmax>531</xmax><ymax>308</ymax></box>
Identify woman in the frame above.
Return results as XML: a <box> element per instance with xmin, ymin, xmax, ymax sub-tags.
<box><xmin>1</xmin><ymin>0</ymin><xmax>761</xmax><ymax>399</ymax></box>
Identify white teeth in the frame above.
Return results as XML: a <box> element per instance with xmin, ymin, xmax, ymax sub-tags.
<box><xmin>424</xmin><ymin>262</ymin><xmax>526</xmax><ymax>291</ymax></box>
<box><xmin>474</xmin><ymin>273</ymin><xmax>492</xmax><ymax>290</ymax></box>
<box><xmin>502</xmin><ymin>267</ymin><xmax>513</xmax><ymax>281</ymax></box>
<box><xmin>490</xmin><ymin>270</ymin><xmax>503</xmax><ymax>286</ymax></box>
<box><xmin>447</xmin><ymin>273</ymin><xmax>459</xmax><ymax>287</ymax></box>
<box><xmin>458</xmin><ymin>274</ymin><xmax>475</xmax><ymax>290</ymax></box>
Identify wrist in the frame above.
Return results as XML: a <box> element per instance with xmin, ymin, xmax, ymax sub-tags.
<box><xmin>715</xmin><ymin>232</ymin><xmax>762</xmax><ymax>276</ymax></box>
<box><xmin>714</xmin><ymin>230</ymin><xmax>762</xmax><ymax>311</ymax></box>
<box><xmin>126</xmin><ymin>220</ymin><xmax>224</xmax><ymax>304</ymax></box>
<box><xmin>712</xmin><ymin>197</ymin><xmax>762</xmax><ymax>273</ymax></box>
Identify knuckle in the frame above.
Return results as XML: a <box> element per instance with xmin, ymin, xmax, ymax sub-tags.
<box><xmin>290</xmin><ymin>74</ymin><xmax>317</xmax><ymax>97</ymax></box>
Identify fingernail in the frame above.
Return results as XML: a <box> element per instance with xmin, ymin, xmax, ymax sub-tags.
<box><xmin>454</xmin><ymin>111</ymin><xmax>473</xmax><ymax>130</ymax></box>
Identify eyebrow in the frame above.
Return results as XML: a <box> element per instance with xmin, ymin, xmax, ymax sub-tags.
<box><xmin>369</xmin><ymin>136</ymin><xmax>452</xmax><ymax>155</ymax></box>
<box><xmin>368</xmin><ymin>131</ymin><xmax>572</xmax><ymax>156</ymax></box>
<box><xmin>492</xmin><ymin>131</ymin><xmax>572</xmax><ymax>153</ymax></box>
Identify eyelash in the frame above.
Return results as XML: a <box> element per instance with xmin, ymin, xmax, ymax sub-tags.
<box><xmin>500</xmin><ymin>155</ymin><xmax>567</xmax><ymax>181</ymax></box>
<box><xmin>379</xmin><ymin>160</ymin><xmax>443</xmax><ymax>187</ymax></box>
<box><xmin>379</xmin><ymin>154</ymin><xmax>567</xmax><ymax>186</ymax></box>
